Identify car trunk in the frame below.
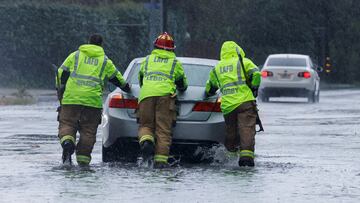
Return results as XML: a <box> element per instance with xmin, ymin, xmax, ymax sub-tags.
<box><xmin>125</xmin><ymin>85</ymin><xmax>217</xmax><ymax>121</ymax></box>
<box><xmin>265</xmin><ymin>66</ymin><xmax>308</xmax><ymax>82</ymax></box>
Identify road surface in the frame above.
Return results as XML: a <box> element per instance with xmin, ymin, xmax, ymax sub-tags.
<box><xmin>0</xmin><ymin>89</ymin><xmax>359</xmax><ymax>202</ymax></box>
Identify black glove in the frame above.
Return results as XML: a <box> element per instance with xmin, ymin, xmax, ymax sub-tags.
<box><xmin>205</xmin><ymin>91</ymin><xmax>215</xmax><ymax>98</ymax></box>
<box><xmin>251</xmin><ymin>87</ymin><xmax>258</xmax><ymax>98</ymax></box>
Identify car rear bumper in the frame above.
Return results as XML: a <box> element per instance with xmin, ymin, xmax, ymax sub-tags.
<box><xmin>260</xmin><ymin>87</ymin><xmax>312</xmax><ymax>97</ymax></box>
<box><xmin>260</xmin><ymin>75</ymin><xmax>316</xmax><ymax>88</ymax></box>
<box><xmin>103</xmin><ymin>137</ymin><xmax>219</xmax><ymax>163</ymax></box>
<box><xmin>102</xmin><ymin>112</ymin><xmax>226</xmax><ymax>148</ymax></box>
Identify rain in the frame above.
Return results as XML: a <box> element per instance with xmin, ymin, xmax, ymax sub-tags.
<box><xmin>0</xmin><ymin>0</ymin><xmax>360</xmax><ymax>202</ymax></box>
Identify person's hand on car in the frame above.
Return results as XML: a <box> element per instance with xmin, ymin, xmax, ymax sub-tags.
<box><xmin>251</xmin><ymin>86</ymin><xmax>258</xmax><ymax>98</ymax></box>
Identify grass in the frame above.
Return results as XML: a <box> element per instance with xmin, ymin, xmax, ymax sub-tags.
<box><xmin>0</xmin><ymin>87</ymin><xmax>35</xmax><ymax>105</ymax></box>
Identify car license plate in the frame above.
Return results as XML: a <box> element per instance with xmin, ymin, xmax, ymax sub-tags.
<box><xmin>278</xmin><ymin>72</ymin><xmax>292</xmax><ymax>79</ymax></box>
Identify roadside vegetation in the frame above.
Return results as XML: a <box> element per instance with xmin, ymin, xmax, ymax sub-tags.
<box><xmin>0</xmin><ymin>0</ymin><xmax>359</xmax><ymax>88</ymax></box>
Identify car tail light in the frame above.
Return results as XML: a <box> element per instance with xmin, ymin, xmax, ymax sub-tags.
<box><xmin>192</xmin><ymin>97</ymin><xmax>221</xmax><ymax>112</ymax></box>
<box><xmin>298</xmin><ymin>71</ymin><xmax>311</xmax><ymax>79</ymax></box>
<box><xmin>261</xmin><ymin>70</ymin><xmax>273</xmax><ymax>78</ymax></box>
<box><xmin>109</xmin><ymin>93</ymin><xmax>138</xmax><ymax>109</ymax></box>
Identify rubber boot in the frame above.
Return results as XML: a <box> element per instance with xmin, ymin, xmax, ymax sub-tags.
<box><xmin>153</xmin><ymin>162</ymin><xmax>169</xmax><ymax>169</ymax></box>
<box><xmin>140</xmin><ymin>140</ymin><xmax>154</xmax><ymax>161</ymax></box>
<box><xmin>238</xmin><ymin>157</ymin><xmax>255</xmax><ymax>167</ymax></box>
<box><xmin>62</xmin><ymin>140</ymin><xmax>75</xmax><ymax>164</ymax></box>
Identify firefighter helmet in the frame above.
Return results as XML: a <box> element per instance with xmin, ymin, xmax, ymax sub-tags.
<box><xmin>154</xmin><ymin>32</ymin><xmax>176</xmax><ymax>50</ymax></box>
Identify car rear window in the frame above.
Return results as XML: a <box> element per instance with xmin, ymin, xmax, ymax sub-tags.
<box><xmin>128</xmin><ymin>63</ymin><xmax>213</xmax><ymax>86</ymax></box>
<box><xmin>267</xmin><ymin>57</ymin><xmax>307</xmax><ymax>66</ymax></box>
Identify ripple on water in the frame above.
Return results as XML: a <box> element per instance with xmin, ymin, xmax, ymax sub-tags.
<box><xmin>0</xmin><ymin>134</ymin><xmax>57</xmax><ymax>156</ymax></box>
<box><xmin>7</xmin><ymin>134</ymin><xmax>57</xmax><ymax>140</ymax></box>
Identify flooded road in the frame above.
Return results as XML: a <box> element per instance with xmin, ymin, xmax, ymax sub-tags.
<box><xmin>0</xmin><ymin>89</ymin><xmax>359</xmax><ymax>202</ymax></box>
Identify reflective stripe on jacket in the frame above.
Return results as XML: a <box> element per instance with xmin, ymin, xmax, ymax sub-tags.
<box><xmin>58</xmin><ymin>44</ymin><xmax>127</xmax><ymax>108</ymax></box>
<box><xmin>205</xmin><ymin>41</ymin><xmax>261</xmax><ymax>115</ymax></box>
<box><xmin>138</xmin><ymin>49</ymin><xmax>188</xmax><ymax>102</ymax></box>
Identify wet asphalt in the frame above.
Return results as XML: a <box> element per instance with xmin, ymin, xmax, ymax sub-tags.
<box><xmin>0</xmin><ymin>89</ymin><xmax>359</xmax><ymax>203</ymax></box>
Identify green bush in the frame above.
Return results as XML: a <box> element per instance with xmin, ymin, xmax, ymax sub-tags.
<box><xmin>0</xmin><ymin>0</ymin><xmax>359</xmax><ymax>87</ymax></box>
<box><xmin>0</xmin><ymin>1</ymin><xmax>149</xmax><ymax>88</ymax></box>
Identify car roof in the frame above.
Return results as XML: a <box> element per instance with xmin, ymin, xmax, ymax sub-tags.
<box><xmin>131</xmin><ymin>57</ymin><xmax>218</xmax><ymax>66</ymax></box>
<box><xmin>267</xmin><ymin>54</ymin><xmax>309</xmax><ymax>59</ymax></box>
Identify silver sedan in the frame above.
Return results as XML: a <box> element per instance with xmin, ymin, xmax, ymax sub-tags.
<box><xmin>259</xmin><ymin>54</ymin><xmax>320</xmax><ymax>103</ymax></box>
<box><xmin>101</xmin><ymin>57</ymin><xmax>225</xmax><ymax>162</ymax></box>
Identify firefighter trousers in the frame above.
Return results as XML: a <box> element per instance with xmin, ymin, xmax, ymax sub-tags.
<box><xmin>223</xmin><ymin>101</ymin><xmax>257</xmax><ymax>156</ymax></box>
<box><xmin>58</xmin><ymin>104</ymin><xmax>102</xmax><ymax>165</ymax></box>
<box><xmin>137</xmin><ymin>95</ymin><xmax>177</xmax><ymax>163</ymax></box>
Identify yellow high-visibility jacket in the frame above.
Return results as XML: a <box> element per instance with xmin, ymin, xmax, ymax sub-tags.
<box><xmin>138</xmin><ymin>49</ymin><xmax>188</xmax><ymax>102</ymax></box>
<box><xmin>205</xmin><ymin>41</ymin><xmax>261</xmax><ymax>115</ymax></box>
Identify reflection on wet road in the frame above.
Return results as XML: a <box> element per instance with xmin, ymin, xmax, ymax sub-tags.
<box><xmin>0</xmin><ymin>89</ymin><xmax>359</xmax><ymax>202</ymax></box>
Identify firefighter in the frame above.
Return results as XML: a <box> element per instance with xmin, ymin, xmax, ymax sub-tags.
<box><xmin>205</xmin><ymin>41</ymin><xmax>261</xmax><ymax>167</ymax></box>
<box><xmin>57</xmin><ymin>34</ymin><xmax>131</xmax><ymax>166</ymax></box>
<box><xmin>137</xmin><ymin>32</ymin><xmax>188</xmax><ymax>168</ymax></box>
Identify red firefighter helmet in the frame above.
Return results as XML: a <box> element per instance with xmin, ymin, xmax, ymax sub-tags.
<box><xmin>154</xmin><ymin>32</ymin><xmax>176</xmax><ymax>50</ymax></box>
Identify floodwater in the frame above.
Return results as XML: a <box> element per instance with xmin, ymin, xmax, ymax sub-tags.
<box><xmin>0</xmin><ymin>89</ymin><xmax>359</xmax><ymax>202</ymax></box>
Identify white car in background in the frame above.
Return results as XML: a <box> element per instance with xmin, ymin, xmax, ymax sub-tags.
<box><xmin>259</xmin><ymin>54</ymin><xmax>320</xmax><ymax>103</ymax></box>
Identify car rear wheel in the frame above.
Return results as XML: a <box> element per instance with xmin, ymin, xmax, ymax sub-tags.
<box><xmin>102</xmin><ymin>139</ymin><xmax>139</xmax><ymax>162</ymax></box>
<box><xmin>308</xmin><ymin>90</ymin><xmax>316</xmax><ymax>103</ymax></box>
<box><xmin>170</xmin><ymin>144</ymin><xmax>217</xmax><ymax>163</ymax></box>
<box><xmin>102</xmin><ymin>145</ymin><xmax>115</xmax><ymax>162</ymax></box>
<box><xmin>317</xmin><ymin>91</ymin><xmax>320</xmax><ymax>102</ymax></box>
<box><xmin>315</xmin><ymin>90</ymin><xmax>320</xmax><ymax>103</ymax></box>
